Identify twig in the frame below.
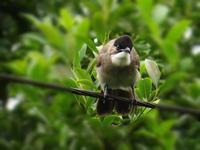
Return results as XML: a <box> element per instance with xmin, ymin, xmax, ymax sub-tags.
<box><xmin>0</xmin><ymin>73</ymin><xmax>200</xmax><ymax>117</ymax></box>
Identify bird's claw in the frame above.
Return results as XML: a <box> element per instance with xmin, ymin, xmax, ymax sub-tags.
<box><xmin>103</xmin><ymin>85</ymin><xmax>109</xmax><ymax>103</ymax></box>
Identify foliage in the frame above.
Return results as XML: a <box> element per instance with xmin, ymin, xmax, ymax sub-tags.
<box><xmin>0</xmin><ymin>0</ymin><xmax>200</xmax><ymax>149</ymax></box>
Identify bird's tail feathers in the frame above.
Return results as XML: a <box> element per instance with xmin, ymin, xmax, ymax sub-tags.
<box><xmin>96</xmin><ymin>91</ymin><xmax>114</xmax><ymax>115</ymax></box>
<box><xmin>96</xmin><ymin>89</ymin><xmax>134</xmax><ymax>115</ymax></box>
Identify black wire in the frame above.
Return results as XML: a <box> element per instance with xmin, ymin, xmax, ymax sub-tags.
<box><xmin>0</xmin><ymin>73</ymin><xmax>200</xmax><ymax>117</ymax></box>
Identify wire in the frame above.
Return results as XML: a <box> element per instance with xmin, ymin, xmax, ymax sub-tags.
<box><xmin>0</xmin><ymin>73</ymin><xmax>200</xmax><ymax>117</ymax></box>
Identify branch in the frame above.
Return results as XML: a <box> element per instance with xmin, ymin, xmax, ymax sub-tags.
<box><xmin>0</xmin><ymin>73</ymin><xmax>200</xmax><ymax>117</ymax></box>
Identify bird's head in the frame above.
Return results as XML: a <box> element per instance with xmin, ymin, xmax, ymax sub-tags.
<box><xmin>113</xmin><ymin>35</ymin><xmax>133</xmax><ymax>54</ymax></box>
<box><xmin>107</xmin><ymin>35</ymin><xmax>133</xmax><ymax>66</ymax></box>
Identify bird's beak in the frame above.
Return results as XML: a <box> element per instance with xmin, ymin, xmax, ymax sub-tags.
<box><xmin>123</xmin><ymin>47</ymin><xmax>131</xmax><ymax>53</ymax></box>
<box><xmin>116</xmin><ymin>47</ymin><xmax>130</xmax><ymax>54</ymax></box>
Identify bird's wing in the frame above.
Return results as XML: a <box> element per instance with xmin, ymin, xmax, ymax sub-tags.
<box><xmin>96</xmin><ymin>40</ymin><xmax>113</xmax><ymax>68</ymax></box>
<box><xmin>131</xmin><ymin>47</ymin><xmax>140</xmax><ymax>70</ymax></box>
<box><xmin>96</xmin><ymin>54</ymin><xmax>102</xmax><ymax>67</ymax></box>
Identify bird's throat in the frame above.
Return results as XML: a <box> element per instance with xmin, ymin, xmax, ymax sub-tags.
<box><xmin>111</xmin><ymin>52</ymin><xmax>131</xmax><ymax>67</ymax></box>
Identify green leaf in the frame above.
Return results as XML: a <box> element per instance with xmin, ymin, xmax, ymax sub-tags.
<box><xmin>35</xmin><ymin>17</ymin><xmax>64</xmax><ymax>48</ymax></box>
<box><xmin>161</xmin><ymin>20</ymin><xmax>190</xmax><ymax>66</ymax></box>
<box><xmin>63</xmin><ymin>78</ymin><xmax>77</xmax><ymax>88</ymax></box>
<box><xmin>139</xmin><ymin>61</ymin><xmax>146</xmax><ymax>75</ymax></box>
<box><xmin>75</xmin><ymin>19</ymin><xmax>90</xmax><ymax>37</ymax></box>
<box><xmin>136</xmin><ymin>78</ymin><xmax>152</xmax><ymax>101</ymax></box>
<box><xmin>59</xmin><ymin>8</ymin><xmax>74</xmax><ymax>30</ymax></box>
<box><xmin>180</xmin><ymin>57</ymin><xmax>194</xmax><ymax>71</ymax></box>
<box><xmin>87</xmin><ymin>58</ymin><xmax>96</xmax><ymax>74</ymax></box>
<box><xmin>73</xmin><ymin>67</ymin><xmax>91</xmax><ymax>80</ymax></box>
<box><xmin>23</xmin><ymin>14</ymin><xmax>40</xmax><ymax>25</ymax></box>
<box><xmin>23</xmin><ymin>33</ymin><xmax>48</xmax><ymax>45</ymax></box>
<box><xmin>8</xmin><ymin>59</ymin><xmax>27</xmax><ymax>74</ymax></box>
<box><xmin>162</xmin><ymin>41</ymin><xmax>179</xmax><ymax>66</ymax></box>
<box><xmin>188</xmin><ymin>80</ymin><xmax>200</xmax><ymax>99</ymax></box>
<box><xmin>26</xmin><ymin>52</ymin><xmax>49</xmax><ymax>80</ymax></box>
<box><xmin>76</xmin><ymin>79</ymin><xmax>97</xmax><ymax>90</ymax></box>
<box><xmin>135</xmin><ymin>88</ymin><xmax>143</xmax><ymax>101</ymax></box>
<box><xmin>73</xmin><ymin>67</ymin><xmax>93</xmax><ymax>89</ymax></box>
<box><xmin>91</xmin><ymin>12</ymin><xmax>107</xmax><ymax>43</ymax></box>
<box><xmin>89</xmin><ymin>117</ymin><xmax>101</xmax><ymax>126</ymax></box>
<box><xmin>137</xmin><ymin>0</ymin><xmax>153</xmax><ymax>16</ymax></box>
<box><xmin>79</xmin><ymin>44</ymin><xmax>87</xmax><ymax>61</ymax></box>
<box><xmin>145</xmin><ymin>59</ymin><xmax>161</xmax><ymax>87</ymax></box>
<box><xmin>84</xmin><ymin>38</ymin><xmax>98</xmax><ymax>53</ymax></box>
<box><xmin>159</xmin><ymin>72</ymin><xmax>187</xmax><ymax>95</ymax></box>
<box><xmin>102</xmin><ymin>115</ymin><xmax>116</xmax><ymax>126</ymax></box>
<box><xmin>165</xmin><ymin>20</ymin><xmax>190</xmax><ymax>44</ymax></box>
<box><xmin>73</xmin><ymin>52</ymin><xmax>81</xmax><ymax>68</ymax></box>
<box><xmin>137</xmin><ymin>0</ymin><xmax>161</xmax><ymax>43</ymax></box>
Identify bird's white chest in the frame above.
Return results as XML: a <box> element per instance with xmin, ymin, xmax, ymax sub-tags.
<box><xmin>111</xmin><ymin>52</ymin><xmax>131</xmax><ymax>67</ymax></box>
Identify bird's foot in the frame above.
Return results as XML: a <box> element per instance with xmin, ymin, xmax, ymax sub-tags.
<box><xmin>103</xmin><ymin>85</ymin><xmax>109</xmax><ymax>103</ymax></box>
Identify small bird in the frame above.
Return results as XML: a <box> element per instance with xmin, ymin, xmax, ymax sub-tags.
<box><xmin>96</xmin><ymin>35</ymin><xmax>140</xmax><ymax>115</ymax></box>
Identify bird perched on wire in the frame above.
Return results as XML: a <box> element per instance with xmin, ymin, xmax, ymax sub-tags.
<box><xmin>96</xmin><ymin>35</ymin><xmax>140</xmax><ymax>115</ymax></box>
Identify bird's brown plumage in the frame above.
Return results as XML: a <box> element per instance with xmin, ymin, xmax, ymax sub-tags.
<box><xmin>96</xmin><ymin>35</ymin><xmax>140</xmax><ymax>115</ymax></box>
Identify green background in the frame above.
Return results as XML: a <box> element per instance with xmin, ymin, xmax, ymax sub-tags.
<box><xmin>0</xmin><ymin>0</ymin><xmax>200</xmax><ymax>149</ymax></box>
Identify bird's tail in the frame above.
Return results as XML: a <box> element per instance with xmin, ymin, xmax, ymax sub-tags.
<box><xmin>96</xmin><ymin>90</ymin><xmax>115</xmax><ymax>115</ymax></box>
<box><xmin>96</xmin><ymin>89</ymin><xmax>134</xmax><ymax>115</ymax></box>
<box><xmin>113</xmin><ymin>89</ymin><xmax>134</xmax><ymax>114</ymax></box>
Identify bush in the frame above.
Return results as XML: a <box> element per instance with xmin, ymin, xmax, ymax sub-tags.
<box><xmin>0</xmin><ymin>0</ymin><xmax>200</xmax><ymax>149</ymax></box>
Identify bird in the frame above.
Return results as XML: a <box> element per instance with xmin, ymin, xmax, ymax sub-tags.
<box><xmin>96</xmin><ymin>35</ymin><xmax>140</xmax><ymax>115</ymax></box>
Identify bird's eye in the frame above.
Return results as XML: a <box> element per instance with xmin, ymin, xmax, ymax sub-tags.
<box><xmin>116</xmin><ymin>44</ymin><xmax>123</xmax><ymax>50</ymax></box>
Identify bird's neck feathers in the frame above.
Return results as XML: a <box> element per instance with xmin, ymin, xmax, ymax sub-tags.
<box><xmin>111</xmin><ymin>52</ymin><xmax>131</xmax><ymax>67</ymax></box>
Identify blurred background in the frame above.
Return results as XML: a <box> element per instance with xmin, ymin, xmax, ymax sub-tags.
<box><xmin>0</xmin><ymin>0</ymin><xmax>200</xmax><ymax>149</ymax></box>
